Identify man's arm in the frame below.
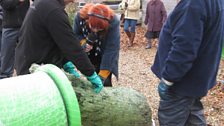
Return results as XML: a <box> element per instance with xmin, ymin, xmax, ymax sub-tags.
<box><xmin>46</xmin><ymin>8</ymin><xmax>94</xmax><ymax>76</ymax></box>
<box><xmin>161</xmin><ymin>3</ymin><xmax>205</xmax><ymax>82</ymax></box>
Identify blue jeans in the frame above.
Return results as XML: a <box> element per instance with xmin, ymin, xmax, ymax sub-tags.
<box><xmin>0</xmin><ymin>28</ymin><xmax>19</xmax><ymax>79</ymax></box>
<box><xmin>158</xmin><ymin>92</ymin><xmax>207</xmax><ymax>126</ymax></box>
<box><xmin>123</xmin><ymin>19</ymin><xmax>137</xmax><ymax>33</ymax></box>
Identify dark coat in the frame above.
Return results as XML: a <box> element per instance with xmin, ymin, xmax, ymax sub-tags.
<box><xmin>0</xmin><ymin>0</ymin><xmax>30</xmax><ymax>28</ymax></box>
<box><xmin>73</xmin><ymin>13</ymin><xmax>120</xmax><ymax>78</ymax></box>
<box><xmin>0</xmin><ymin>5</ymin><xmax>3</xmax><ymax>30</ymax></box>
<box><xmin>144</xmin><ymin>0</ymin><xmax>167</xmax><ymax>32</ymax></box>
<box><xmin>15</xmin><ymin>0</ymin><xmax>95</xmax><ymax>76</ymax></box>
<box><xmin>151</xmin><ymin>0</ymin><xmax>224</xmax><ymax>97</ymax></box>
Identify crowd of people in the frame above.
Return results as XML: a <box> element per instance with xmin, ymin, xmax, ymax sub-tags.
<box><xmin>0</xmin><ymin>0</ymin><xmax>223</xmax><ymax>125</ymax></box>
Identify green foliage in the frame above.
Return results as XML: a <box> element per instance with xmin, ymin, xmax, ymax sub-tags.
<box><xmin>67</xmin><ymin>75</ymin><xmax>152</xmax><ymax>126</ymax></box>
<box><xmin>65</xmin><ymin>3</ymin><xmax>78</xmax><ymax>28</ymax></box>
<box><xmin>68</xmin><ymin>12</ymin><xmax>75</xmax><ymax>28</ymax></box>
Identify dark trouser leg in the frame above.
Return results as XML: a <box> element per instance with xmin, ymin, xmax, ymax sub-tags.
<box><xmin>185</xmin><ymin>98</ymin><xmax>206</xmax><ymax>126</ymax></box>
<box><xmin>158</xmin><ymin>92</ymin><xmax>206</xmax><ymax>126</ymax></box>
<box><xmin>0</xmin><ymin>30</ymin><xmax>2</xmax><ymax>67</ymax></box>
<box><xmin>94</xmin><ymin>62</ymin><xmax>112</xmax><ymax>87</ymax></box>
<box><xmin>88</xmin><ymin>54</ymin><xmax>113</xmax><ymax>86</ymax></box>
<box><xmin>0</xmin><ymin>28</ymin><xmax>19</xmax><ymax>79</ymax></box>
<box><xmin>153</xmin><ymin>31</ymin><xmax>160</xmax><ymax>48</ymax></box>
<box><xmin>103</xmin><ymin>73</ymin><xmax>112</xmax><ymax>87</ymax></box>
<box><xmin>145</xmin><ymin>39</ymin><xmax>152</xmax><ymax>49</ymax></box>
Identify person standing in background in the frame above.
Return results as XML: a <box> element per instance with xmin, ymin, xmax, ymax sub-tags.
<box><xmin>0</xmin><ymin>0</ymin><xmax>30</xmax><ymax>79</ymax></box>
<box><xmin>151</xmin><ymin>0</ymin><xmax>224</xmax><ymax>125</ymax></box>
<box><xmin>144</xmin><ymin>0</ymin><xmax>167</xmax><ymax>49</ymax></box>
<box><xmin>119</xmin><ymin>0</ymin><xmax>140</xmax><ymax>47</ymax></box>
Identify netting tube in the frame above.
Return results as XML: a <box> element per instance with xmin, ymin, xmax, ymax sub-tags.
<box><xmin>35</xmin><ymin>64</ymin><xmax>81</xmax><ymax>126</ymax></box>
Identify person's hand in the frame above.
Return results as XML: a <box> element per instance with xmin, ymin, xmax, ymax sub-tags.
<box><xmin>125</xmin><ymin>2</ymin><xmax>128</xmax><ymax>8</ymax></box>
<box><xmin>83</xmin><ymin>32</ymin><xmax>97</xmax><ymax>52</ymax></box>
<box><xmin>80</xmin><ymin>39</ymin><xmax>93</xmax><ymax>52</ymax></box>
<box><xmin>86</xmin><ymin>32</ymin><xmax>98</xmax><ymax>46</ymax></box>
<box><xmin>84</xmin><ymin>44</ymin><xmax>93</xmax><ymax>52</ymax></box>
<box><xmin>63</xmin><ymin>61</ymin><xmax>81</xmax><ymax>78</ymax></box>
<box><xmin>158</xmin><ymin>78</ymin><xmax>173</xmax><ymax>100</ymax></box>
<box><xmin>86</xmin><ymin>72</ymin><xmax>104</xmax><ymax>93</ymax></box>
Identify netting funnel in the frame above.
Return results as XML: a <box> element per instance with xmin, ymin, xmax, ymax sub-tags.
<box><xmin>0</xmin><ymin>64</ymin><xmax>81</xmax><ymax>126</ymax></box>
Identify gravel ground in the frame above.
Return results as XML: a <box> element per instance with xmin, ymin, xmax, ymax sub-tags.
<box><xmin>112</xmin><ymin>27</ymin><xmax>162</xmax><ymax>125</ymax></box>
<box><xmin>113</xmin><ymin>26</ymin><xmax>224</xmax><ymax>126</ymax></box>
<box><xmin>113</xmin><ymin>45</ymin><xmax>160</xmax><ymax>125</ymax></box>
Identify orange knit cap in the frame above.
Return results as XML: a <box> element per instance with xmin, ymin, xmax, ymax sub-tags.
<box><xmin>88</xmin><ymin>4</ymin><xmax>114</xmax><ymax>30</ymax></box>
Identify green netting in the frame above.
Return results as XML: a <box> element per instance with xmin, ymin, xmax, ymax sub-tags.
<box><xmin>0</xmin><ymin>72</ymin><xmax>67</xmax><ymax>126</ymax></box>
<box><xmin>0</xmin><ymin>64</ymin><xmax>81</xmax><ymax>126</ymax></box>
<box><xmin>35</xmin><ymin>64</ymin><xmax>81</xmax><ymax>126</ymax></box>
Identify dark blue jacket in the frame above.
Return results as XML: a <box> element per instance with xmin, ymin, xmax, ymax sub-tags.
<box><xmin>0</xmin><ymin>5</ymin><xmax>3</xmax><ymax>30</ymax></box>
<box><xmin>151</xmin><ymin>0</ymin><xmax>224</xmax><ymax>97</ymax></box>
<box><xmin>73</xmin><ymin>13</ymin><xmax>120</xmax><ymax>78</ymax></box>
